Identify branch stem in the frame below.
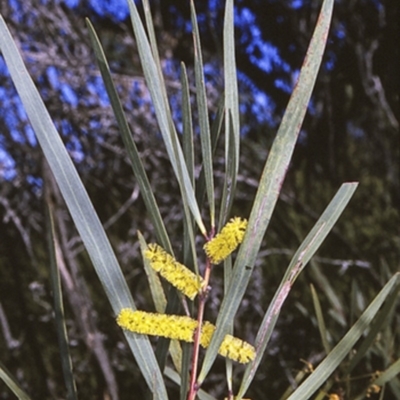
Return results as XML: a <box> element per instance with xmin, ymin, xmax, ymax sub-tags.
<box><xmin>187</xmin><ymin>228</ymin><xmax>214</xmax><ymax>400</ymax></box>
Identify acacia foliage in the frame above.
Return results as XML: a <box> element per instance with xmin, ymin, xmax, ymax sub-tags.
<box><xmin>0</xmin><ymin>0</ymin><xmax>398</xmax><ymax>398</ymax></box>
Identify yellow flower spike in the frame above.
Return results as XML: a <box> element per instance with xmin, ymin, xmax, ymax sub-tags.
<box><xmin>199</xmin><ymin>321</ymin><xmax>215</xmax><ymax>348</ymax></box>
<box><xmin>144</xmin><ymin>244</ymin><xmax>204</xmax><ymax>300</ymax></box>
<box><xmin>217</xmin><ymin>334</ymin><xmax>256</xmax><ymax>364</ymax></box>
<box><xmin>117</xmin><ymin>309</ymin><xmax>256</xmax><ymax>364</ymax></box>
<box><xmin>199</xmin><ymin>321</ymin><xmax>255</xmax><ymax>364</ymax></box>
<box><xmin>199</xmin><ymin>320</ymin><xmax>255</xmax><ymax>363</ymax></box>
<box><xmin>117</xmin><ymin>309</ymin><xmax>198</xmax><ymax>342</ymax></box>
<box><xmin>204</xmin><ymin>217</ymin><xmax>248</xmax><ymax>264</ymax></box>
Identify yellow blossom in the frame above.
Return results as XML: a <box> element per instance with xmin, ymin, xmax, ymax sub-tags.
<box><xmin>199</xmin><ymin>321</ymin><xmax>255</xmax><ymax>363</ymax></box>
<box><xmin>218</xmin><ymin>334</ymin><xmax>256</xmax><ymax>364</ymax></box>
<box><xmin>204</xmin><ymin>217</ymin><xmax>247</xmax><ymax>264</ymax></box>
<box><xmin>144</xmin><ymin>244</ymin><xmax>204</xmax><ymax>300</ymax></box>
<box><xmin>117</xmin><ymin>309</ymin><xmax>197</xmax><ymax>341</ymax></box>
<box><xmin>199</xmin><ymin>321</ymin><xmax>216</xmax><ymax>348</ymax></box>
<box><xmin>117</xmin><ymin>309</ymin><xmax>255</xmax><ymax>364</ymax></box>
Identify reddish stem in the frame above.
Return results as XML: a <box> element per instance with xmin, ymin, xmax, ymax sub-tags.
<box><xmin>187</xmin><ymin>229</ymin><xmax>214</xmax><ymax>400</ymax></box>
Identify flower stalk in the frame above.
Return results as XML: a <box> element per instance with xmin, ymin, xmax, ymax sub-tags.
<box><xmin>189</xmin><ymin>218</ymin><xmax>247</xmax><ymax>399</ymax></box>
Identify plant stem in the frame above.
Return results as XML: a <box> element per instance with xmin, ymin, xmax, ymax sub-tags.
<box><xmin>187</xmin><ymin>229</ymin><xmax>214</xmax><ymax>400</ymax></box>
<box><xmin>187</xmin><ymin>295</ymin><xmax>205</xmax><ymax>400</ymax></box>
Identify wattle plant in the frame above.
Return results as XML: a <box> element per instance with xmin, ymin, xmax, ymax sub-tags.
<box><xmin>0</xmin><ymin>0</ymin><xmax>399</xmax><ymax>399</ymax></box>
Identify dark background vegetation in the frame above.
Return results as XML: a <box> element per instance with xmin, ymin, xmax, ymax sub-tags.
<box><xmin>0</xmin><ymin>0</ymin><xmax>398</xmax><ymax>399</ymax></box>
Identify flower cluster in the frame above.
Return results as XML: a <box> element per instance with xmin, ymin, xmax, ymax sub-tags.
<box><xmin>199</xmin><ymin>321</ymin><xmax>255</xmax><ymax>364</ymax></box>
<box><xmin>117</xmin><ymin>309</ymin><xmax>198</xmax><ymax>342</ymax></box>
<box><xmin>117</xmin><ymin>308</ymin><xmax>255</xmax><ymax>364</ymax></box>
<box><xmin>204</xmin><ymin>217</ymin><xmax>248</xmax><ymax>264</ymax></box>
<box><xmin>144</xmin><ymin>244</ymin><xmax>204</xmax><ymax>300</ymax></box>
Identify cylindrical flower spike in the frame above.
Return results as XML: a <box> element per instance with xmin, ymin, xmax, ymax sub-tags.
<box><xmin>117</xmin><ymin>309</ymin><xmax>255</xmax><ymax>364</ymax></box>
<box><xmin>204</xmin><ymin>217</ymin><xmax>248</xmax><ymax>264</ymax></box>
<box><xmin>117</xmin><ymin>309</ymin><xmax>198</xmax><ymax>342</ymax></box>
<box><xmin>199</xmin><ymin>321</ymin><xmax>255</xmax><ymax>364</ymax></box>
<box><xmin>144</xmin><ymin>244</ymin><xmax>204</xmax><ymax>300</ymax></box>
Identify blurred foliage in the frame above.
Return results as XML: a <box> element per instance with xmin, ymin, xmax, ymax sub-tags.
<box><xmin>0</xmin><ymin>0</ymin><xmax>398</xmax><ymax>399</ymax></box>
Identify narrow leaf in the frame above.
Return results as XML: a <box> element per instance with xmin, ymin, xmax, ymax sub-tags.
<box><xmin>218</xmin><ymin>111</ymin><xmax>237</xmax><ymax>228</ymax></box>
<box><xmin>196</xmin><ymin>96</ymin><xmax>224</xmax><ymax>211</ymax></box>
<box><xmin>46</xmin><ymin>202</ymin><xmax>78</xmax><ymax>400</ymax></box>
<box><xmin>142</xmin><ymin>0</ymin><xmax>161</xmax><ymax>69</ymax></box>
<box><xmin>310</xmin><ymin>284</ymin><xmax>331</xmax><ymax>355</ymax></box>
<box><xmin>286</xmin><ymin>273</ymin><xmax>400</xmax><ymax>400</ymax></box>
<box><xmin>0</xmin><ymin>16</ymin><xmax>168</xmax><ymax>398</ymax></box>
<box><xmin>181</xmin><ymin>62</ymin><xmax>195</xmax><ymax>186</ymax></box>
<box><xmin>219</xmin><ymin>0</ymin><xmax>240</xmax><ymax>224</ymax></box>
<box><xmin>237</xmin><ymin>182</ymin><xmax>358</xmax><ymax>397</ymax></box>
<box><xmin>198</xmin><ymin>0</ymin><xmax>335</xmax><ymax>382</ymax></box>
<box><xmin>0</xmin><ymin>360</ymin><xmax>32</xmax><ymax>400</ymax></box>
<box><xmin>169</xmin><ymin>112</ymin><xmax>200</xmax><ymax>275</ymax></box>
<box><xmin>373</xmin><ymin>358</ymin><xmax>400</xmax><ymax>389</ymax></box>
<box><xmin>180</xmin><ymin>342</ymin><xmax>192</xmax><ymax>400</ymax></box>
<box><xmin>190</xmin><ymin>0</ymin><xmax>215</xmax><ymax>226</ymax></box>
<box><xmin>310</xmin><ymin>262</ymin><xmax>347</xmax><ymax>326</ymax></box>
<box><xmin>86</xmin><ymin>19</ymin><xmax>172</xmax><ymax>253</ymax></box>
<box><xmin>181</xmin><ymin>62</ymin><xmax>198</xmax><ymax>277</ymax></box>
<box><xmin>345</xmin><ymin>279</ymin><xmax>400</xmax><ymax>374</ymax></box>
<box><xmin>223</xmin><ymin>0</ymin><xmax>240</xmax><ymax>164</ymax></box>
<box><xmin>127</xmin><ymin>0</ymin><xmax>206</xmax><ymax>235</ymax></box>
